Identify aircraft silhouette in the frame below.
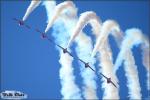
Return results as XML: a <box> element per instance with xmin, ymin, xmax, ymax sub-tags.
<box><xmin>78</xmin><ymin>58</ymin><xmax>96</xmax><ymax>72</ymax></box>
<box><xmin>48</xmin><ymin>39</ymin><xmax>73</xmax><ymax>57</ymax></box>
<box><xmin>35</xmin><ymin>28</ymin><xmax>47</xmax><ymax>39</ymax></box>
<box><xmin>12</xmin><ymin>18</ymin><xmax>31</xmax><ymax>29</ymax></box>
<box><xmin>35</xmin><ymin>28</ymin><xmax>73</xmax><ymax>57</ymax></box>
<box><xmin>99</xmin><ymin>73</ymin><xmax>117</xmax><ymax>88</ymax></box>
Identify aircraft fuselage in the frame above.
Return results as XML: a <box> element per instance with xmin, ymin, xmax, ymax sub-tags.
<box><xmin>19</xmin><ymin>21</ymin><xmax>24</xmax><ymax>26</ymax></box>
<box><xmin>85</xmin><ymin>63</ymin><xmax>89</xmax><ymax>68</ymax></box>
<box><xmin>107</xmin><ymin>78</ymin><xmax>111</xmax><ymax>83</ymax></box>
<box><xmin>63</xmin><ymin>49</ymin><xmax>67</xmax><ymax>53</ymax></box>
<box><xmin>41</xmin><ymin>33</ymin><xmax>47</xmax><ymax>39</ymax></box>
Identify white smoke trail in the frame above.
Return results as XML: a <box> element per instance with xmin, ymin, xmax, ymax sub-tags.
<box><xmin>90</xmin><ymin>19</ymin><xmax>120</xmax><ymax>99</ymax></box>
<box><xmin>22</xmin><ymin>0</ymin><xmax>41</xmax><ymax>21</ymax></box>
<box><xmin>74</xmin><ymin>33</ymin><xmax>98</xmax><ymax>99</ymax></box>
<box><xmin>124</xmin><ymin>49</ymin><xmax>142</xmax><ymax>99</ymax></box>
<box><xmin>44</xmin><ymin>1</ymin><xmax>76</xmax><ymax>33</ymax></box>
<box><xmin>44</xmin><ymin>3</ymin><xmax>98</xmax><ymax>99</ymax></box>
<box><xmin>62</xmin><ymin>16</ymin><xmax>99</xmax><ymax>98</ymax></box>
<box><xmin>45</xmin><ymin>1</ymin><xmax>97</xmax><ymax>99</ymax></box>
<box><xmin>114</xmin><ymin>28</ymin><xmax>146</xmax><ymax>99</ymax></box>
<box><xmin>68</xmin><ymin>13</ymin><xmax>122</xmax><ymax>99</ymax></box>
<box><xmin>114</xmin><ymin>28</ymin><xmax>146</xmax><ymax>72</ymax></box>
<box><xmin>141</xmin><ymin>37</ymin><xmax>150</xmax><ymax>91</ymax></box>
<box><xmin>43</xmin><ymin>1</ymin><xmax>82</xmax><ymax>99</ymax></box>
<box><xmin>67</xmin><ymin>11</ymin><xmax>101</xmax><ymax>48</ymax></box>
<box><xmin>98</xmin><ymin>41</ymin><xmax>119</xmax><ymax>99</ymax></box>
<box><xmin>42</xmin><ymin>1</ymin><xmax>56</xmax><ymax>22</ymax></box>
<box><xmin>62</xmin><ymin>11</ymin><xmax>98</xmax><ymax>99</ymax></box>
<box><xmin>91</xmin><ymin>20</ymin><xmax>120</xmax><ymax>57</ymax></box>
<box><xmin>59</xmin><ymin>51</ymin><xmax>82</xmax><ymax>99</ymax></box>
<box><xmin>68</xmin><ymin>11</ymin><xmax>119</xmax><ymax>99</ymax></box>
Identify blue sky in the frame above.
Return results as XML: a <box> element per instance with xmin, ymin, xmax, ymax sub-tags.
<box><xmin>1</xmin><ymin>0</ymin><xmax>150</xmax><ymax>99</ymax></box>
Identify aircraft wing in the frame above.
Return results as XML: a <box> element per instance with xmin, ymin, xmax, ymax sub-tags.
<box><xmin>12</xmin><ymin>18</ymin><xmax>22</xmax><ymax>22</ymax></box>
<box><xmin>47</xmin><ymin>39</ymin><xmax>63</xmax><ymax>49</ymax></box>
<box><xmin>12</xmin><ymin>18</ymin><xmax>20</xmax><ymax>23</ymax></box>
<box><xmin>55</xmin><ymin>43</ymin><xmax>64</xmax><ymax>50</ymax></box>
<box><xmin>24</xmin><ymin>24</ymin><xmax>31</xmax><ymax>29</ymax></box>
<box><xmin>25</xmin><ymin>25</ymin><xmax>31</xmax><ymax>29</ymax></box>
<box><xmin>47</xmin><ymin>39</ymin><xmax>73</xmax><ymax>57</ymax></box>
<box><xmin>35</xmin><ymin>28</ymin><xmax>42</xmax><ymax>33</ymax></box>
<box><xmin>88</xmin><ymin>66</ymin><xmax>96</xmax><ymax>72</ymax></box>
<box><xmin>13</xmin><ymin>18</ymin><xmax>31</xmax><ymax>29</ymax></box>
<box><xmin>12</xmin><ymin>18</ymin><xmax>18</xmax><ymax>21</ymax></box>
<box><xmin>66</xmin><ymin>51</ymin><xmax>74</xmax><ymax>57</ymax></box>
<box><xmin>46</xmin><ymin>37</ymin><xmax>66</xmax><ymax>51</ymax></box>
<box><xmin>99</xmin><ymin>73</ymin><xmax>117</xmax><ymax>88</ymax></box>
<box><xmin>111</xmin><ymin>81</ymin><xmax>117</xmax><ymax>88</ymax></box>
<box><xmin>99</xmin><ymin>73</ymin><xmax>108</xmax><ymax>79</ymax></box>
<box><xmin>47</xmin><ymin>38</ymin><xmax>63</xmax><ymax>49</ymax></box>
<box><xmin>78</xmin><ymin>58</ymin><xmax>85</xmax><ymax>63</ymax></box>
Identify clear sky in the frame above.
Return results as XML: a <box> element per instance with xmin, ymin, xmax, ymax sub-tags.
<box><xmin>1</xmin><ymin>0</ymin><xmax>150</xmax><ymax>99</ymax></box>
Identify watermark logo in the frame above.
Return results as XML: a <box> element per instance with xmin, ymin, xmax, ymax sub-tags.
<box><xmin>0</xmin><ymin>90</ymin><xmax>27</xmax><ymax>99</ymax></box>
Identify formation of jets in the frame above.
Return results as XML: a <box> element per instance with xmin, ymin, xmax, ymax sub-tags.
<box><xmin>13</xmin><ymin>18</ymin><xmax>117</xmax><ymax>88</ymax></box>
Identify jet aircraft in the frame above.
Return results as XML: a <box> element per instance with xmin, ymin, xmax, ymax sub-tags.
<box><xmin>12</xmin><ymin>18</ymin><xmax>31</xmax><ymax>29</ymax></box>
<box><xmin>35</xmin><ymin>29</ymin><xmax>47</xmax><ymax>39</ymax></box>
<box><xmin>78</xmin><ymin>58</ymin><xmax>96</xmax><ymax>72</ymax></box>
<box><xmin>99</xmin><ymin>73</ymin><xmax>117</xmax><ymax>88</ymax></box>
<box><xmin>47</xmin><ymin>39</ymin><xmax>73</xmax><ymax>57</ymax></box>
